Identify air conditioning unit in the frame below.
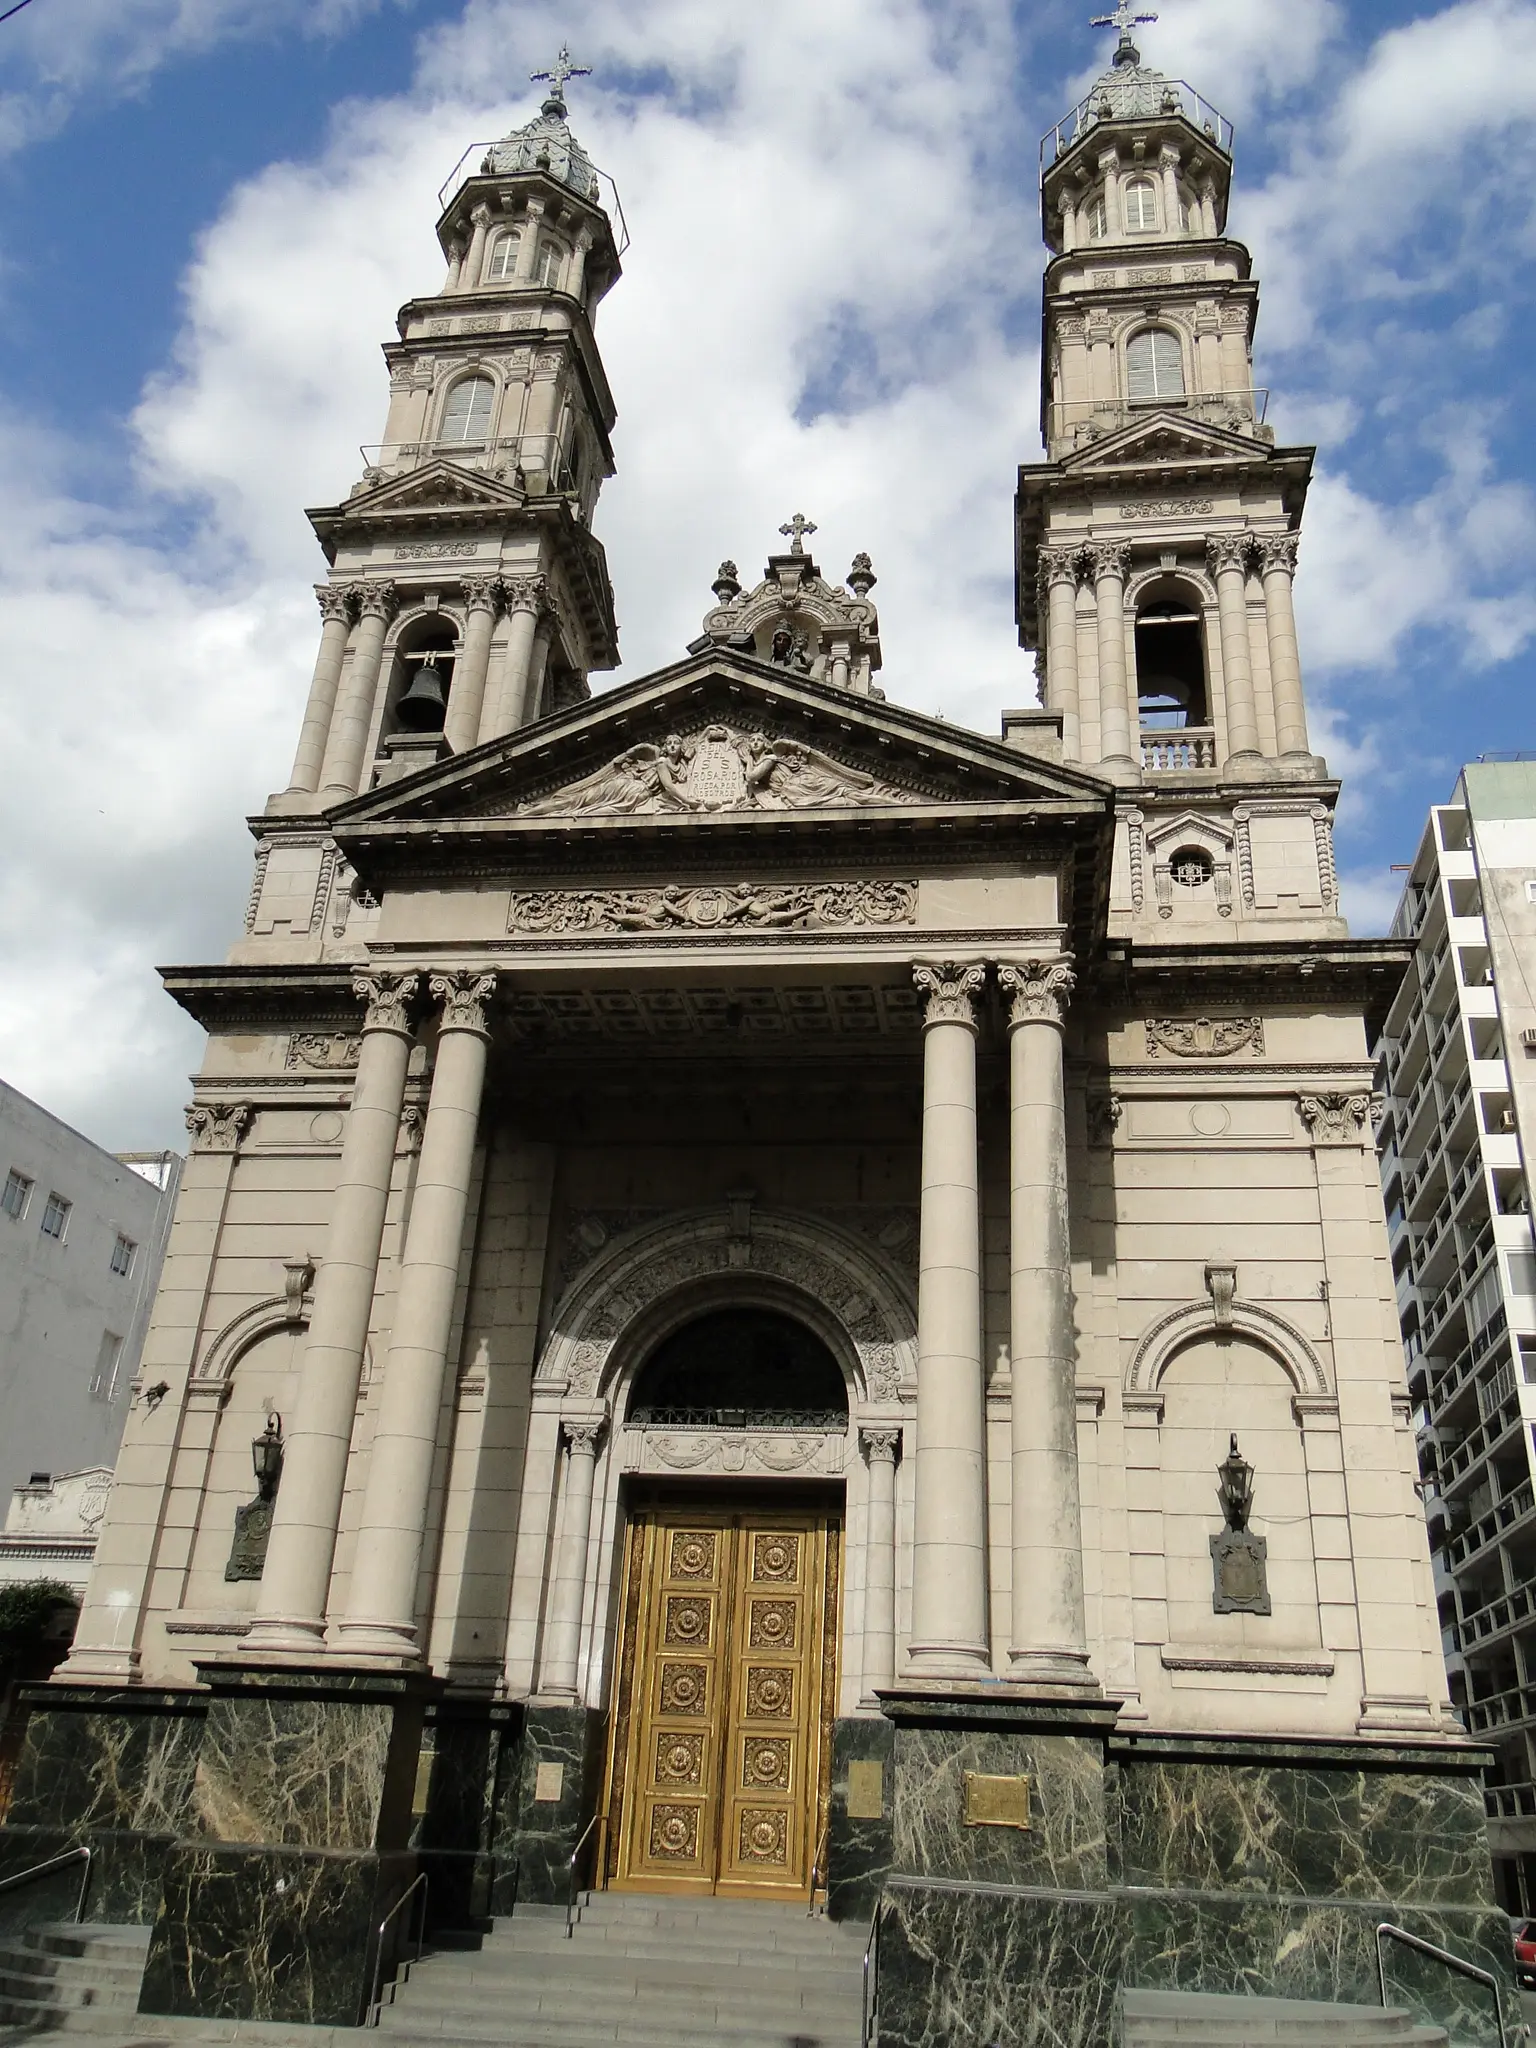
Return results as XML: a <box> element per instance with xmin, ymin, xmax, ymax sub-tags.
<box><xmin>1521</xmin><ymin>1026</ymin><xmax>1536</xmax><ymax>1056</ymax></box>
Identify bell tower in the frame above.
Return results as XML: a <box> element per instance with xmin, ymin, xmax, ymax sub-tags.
<box><xmin>275</xmin><ymin>48</ymin><xmax>622</xmax><ymax>813</ymax></box>
<box><xmin>1017</xmin><ymin>8</ymin><xmax>1338</xmax><ymax>939</ymax></box>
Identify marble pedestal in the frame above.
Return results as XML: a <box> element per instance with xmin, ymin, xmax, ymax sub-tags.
<box><xmin>509</xmin><ymin>1704</ymin><xmax>606</xmax><ymax>1904</ymax></box>
<box><xmin>410</xmin><ymin>1694</ymin><xmax>522</xmax><ymax>1928</ymax></box>
<box><xmin>0</xmin><ymin>1684</ymin><xmax>206</xmax><ymax>1928</ymax></box>
<box><xmin>872</xmin><ymin>1686</ymin><xmax>1513</xmax><ymax>2048</ymax></box>
<box><xmin>138</xmin><ymin>1662</ymin><xmax>435</xmax><ymax>2027</ymax></box>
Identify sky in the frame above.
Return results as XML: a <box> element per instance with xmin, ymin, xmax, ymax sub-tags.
<box><xmin>0</xmin><ymin>0</ymin><xmax>1532</xmax><ymax>1151</ymax></box>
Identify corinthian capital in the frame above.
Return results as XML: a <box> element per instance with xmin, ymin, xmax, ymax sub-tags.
<box><xmin>316</xmin><ymin>584</ymin><xmax>356</xmax><ymax>626</ymax></box>
<box><xmin>563</xmin><ymin>1418</ymin><xmax>606</xmax><ymax>1457</ymax></box>
<box><xmin>1254</xmin><ymin>533</ymin><xmax>1299</xmax><ymax>577</ymax></box>
<box><xmin>1086</xmin><ymin>542</ymin><xmax>1131</xmax><ymax>585</ymax></box>
<box><xmin>998</xmin><ymin>958</ymin><xmax>1076</xmax><ymax>1029</ymax></box>
<box><xmin>1205</xmin><ymin>533</ymin><xmax>1250</xmax><ymax>578</ymax></box>
<box><xmin>460</xmin><ymin>575</ymin><xmax>503</xmax><ymax>616</ymax></box>
<box><xmin>430</xmin><ymin>969</ymin><xmax>497</xmax><ymax>1035</ymax></box>
<box><xmin>354</xmin><ymin>971</ymin><xmax>420</xmax><ymax>1036</ymax></box>
<box><xmin>913</xmin><ymin>961</ymin><xmax>986</xmax><ymax>1031</ymax></box>
<box><xmin>185</xmin><ymin>1102</ymin><xmax>251</xmax><ymax>1153</ymax></box>
<box><xmin>357</xmin><ymin>580</ymin><xmax>400</xmax><ymax>623</ymax></box>
<box><xmin>1038</xmin><ymin>544</ymin><xmax>1083</xmax><ymax>591</ymax></box>
<box><xmin>1297</xmin><ymin>1092</ymin><xmax>1371</xmax><ymax>1145</ymax></box>
<box><xmin>502</xmin><ymin>573</ymin><xmax>549</xmax><ymax>618</ymax></box>
<box><xmin>859</xmin><ymin>1426</ymin><xmax>901</xmax><ymax>1465</ymax></box>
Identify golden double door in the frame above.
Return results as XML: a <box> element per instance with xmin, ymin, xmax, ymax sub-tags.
<box><xmin>606</xmin><ymin>1501</ymin><xmax>839</xmax><ymax>1900</ymax></box>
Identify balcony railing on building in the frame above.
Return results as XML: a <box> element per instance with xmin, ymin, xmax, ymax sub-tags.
<box><xmin>1140</xmin><ymin>726</ymin><xmax>1216</xmax><ymax>771</ymax></box>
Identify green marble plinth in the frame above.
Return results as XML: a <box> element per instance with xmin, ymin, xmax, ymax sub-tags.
<box><xmin>871</xmin><ymin>1688</ymin><xmax>1511</xmax><ymax>2048</ymax></box>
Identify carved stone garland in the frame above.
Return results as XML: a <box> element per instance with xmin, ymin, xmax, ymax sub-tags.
<box><xmin>508</xmin><ymin>879</ymin><xmax>917</xmax><ymax>936</ymax></box>
<box><xmin>1145</xmin><ymin>1017</ymin><xmax>1265</xmax><ymax>1060</ymax></box>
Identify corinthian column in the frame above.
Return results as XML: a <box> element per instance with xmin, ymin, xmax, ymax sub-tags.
<box><xmin>1039</xmin><ymin>547</ymin><xmax>1082</xmax><ymax>762</ymax></box>
<box><xmin>906</xmin><ymin>962</ymin><xmax>990</xmax><ymax>1678</ymax></box>
<box><xmin>335</xmin><ymin>970</ymin><xmax>495</xmax><ymax>1663</ymax></box>
<box><xmin>860</xmin><ymin>1427</ymin><xmax>900</xmax><ymax>1698</ymax></box>
<box><xmin>287</xmin><ymin>586</ymin><xmax>356</xmax><ymax>796</ymax></box>
<box><xmin>245</xmin><ymin>973</ymin><xmax>418</xmax><ymax>1655</ymax></box>
<box><xmin>444</xmin><ymin>577</ymin><xmax>502</xmax><ymax>752</ymax></box>
<box><xmin>538</xmin><ymin>1419</ymin><xmax>605</xmax><ymax>1699</ymax></box>
<box><xmin>1207</xmin><ymin>536</ymin><xmax>1261</xmax><ymax>764</ymax></box>
<box><xmin>1088</xmin><ymin>543</ymin><xmax>1136</xmax><ymax>773</ymax></box>
<box><xmin>998</xmin><ymin>960</ymin><xmax>1096</xmax><ymax>1693</ymax></box>
<box><xmin>479</xmin><ymin>575</ymin><xmax>547</xmax><ymax>742</ymax></box>
<box><xmin>462</xmin><ymin>203</ymin><xmax>492</xmax><ymax>291</ymax></box>
<box><xmin>320</xmin><ymin>582</ymin><xmax>397</xmax><ymax>797</ymax></box>
<box><xmin>1255</xmin><ymin>534</ymin><xmax>1310</xmax><ymax>761</ymax></box>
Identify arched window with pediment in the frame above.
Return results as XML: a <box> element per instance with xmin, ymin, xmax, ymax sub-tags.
<box><xmin>439</xmin><ymin>373</ymin><xmax>495</xmax><ymax>445</ymax></box>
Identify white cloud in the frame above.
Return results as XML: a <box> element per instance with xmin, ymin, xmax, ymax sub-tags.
<box><xmin>1338</xmin><ymin>865</ymin><xmax>1408</xmax><ymax>939</ymax></box>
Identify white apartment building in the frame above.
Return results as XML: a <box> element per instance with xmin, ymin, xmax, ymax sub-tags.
<box><xmin>1375</xmin><ymin>757</ymin><xmax>1536</xmax><ymax>1913</ymax></box>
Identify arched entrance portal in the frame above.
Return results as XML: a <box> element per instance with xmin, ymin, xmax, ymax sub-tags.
<box><xmin>604</xmin><ymin>1308</ymin><xmax>845</xmax><ymax>1901</ymax></box>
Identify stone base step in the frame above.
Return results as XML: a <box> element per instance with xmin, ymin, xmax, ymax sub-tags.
<box><xmin>1122</xmin><ymin>1987</ymin><xmax>1451</xmax><ymax>2046</ymax></box>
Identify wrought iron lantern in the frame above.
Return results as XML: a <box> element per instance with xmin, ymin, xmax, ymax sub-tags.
<box><xmin>251</xmin><ymin>1414</ymin><xmax>284</xmax><ymax>1502</ymax></box>
<box><xmin>1216</xmin><ymin>1433</ymin><xmax>1254</xmax><ymax>1531</ymax></box>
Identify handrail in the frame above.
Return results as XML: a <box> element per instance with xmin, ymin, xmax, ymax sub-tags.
<box><xmin>0</xmin><ymin>1845</ymin><xmax>90</xmax><ymax>1923</ymax></box>
<box><xmin>566</xmin><ymin>1812</ymin><xmax>601</xmax><ymax>1940</ymax></box>
<box><xmin>367</xmin><ymin>1871</ymin><xmax>428</xmax><ymax>2028</ymax></box>
<box><xmin>861</xmin><ymin>1901</ymin><xmax>883</xmax><ymax>2048</ymax></box>
<box><xmin>1375</xmin><ymin>1921</ymin><xmax>1509</xmax><ymax>2047</ymax></box>
<box><xmin>807</xmin><ymin>1820</ymin><xmax>830</xmax><ymax>1918</ymax></box>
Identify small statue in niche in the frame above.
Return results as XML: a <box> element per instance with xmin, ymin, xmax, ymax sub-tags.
<box><xmin>1210</xmin><ymin>1433</ymin><xmax>1270</xmax><ymax>1615</ymax></box>
<box><xmin>225</xmin><ymin>1413</ymin><xmax>284</xmax><ymax>1583</ymax></box>
<box><xmin>769</xmin><ymin>625</ymin><xmax>812</xmax><ymax>671</ymax></box>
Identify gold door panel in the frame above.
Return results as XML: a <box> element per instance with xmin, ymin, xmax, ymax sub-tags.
<box><xmin>608</xmin><ymin>1504</ymin><xmax>838</xmax><ymax>1900</ymax></box>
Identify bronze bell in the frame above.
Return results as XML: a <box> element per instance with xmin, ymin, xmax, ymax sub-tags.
<box><xmin>396</xmin><ymin>654</ymin><xmax>449</xmax><ymax>731</ymax></box>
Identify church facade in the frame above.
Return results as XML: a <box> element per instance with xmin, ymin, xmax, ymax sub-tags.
<box><xmin>1</xmin><ymin>31</ymin><xmax>1514</xmax><ymax>2045</ymax></box>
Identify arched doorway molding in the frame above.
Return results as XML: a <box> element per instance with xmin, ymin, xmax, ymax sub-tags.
<box><xmin>505</xmin><ymin>1205</ymin><xmax>916</xmax><ymax>1712</ymax></box>
<box><xmin>1126</xmin><ymin>1293</ymin><xmax>1331</xmax><ymax>1401</ymax></box>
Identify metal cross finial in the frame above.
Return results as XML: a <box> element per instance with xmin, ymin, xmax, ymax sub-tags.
<box><xmin>530</xmin><ymin>45</ymin><xmax>590</xmax><ymax>109</ymax></box>
<box><xmin>778</xmin><ymin>513</ymin><xmax>817</xmax><ymax>556</ymax></box>
<box><xmin>1090</xmin><ymin>1</ymin><xmax>1157</xmax><ymax>39</ymax></box>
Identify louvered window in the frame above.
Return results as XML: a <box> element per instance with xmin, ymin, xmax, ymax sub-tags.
<box><xmin>534</xmin><ymin>238</ymin><xmax>564</xmax><ymax>288</ymax></box>
<box><xmin>1124</xmin><ymin>180</ymin><xmax>1158</xmax><ymax>232</ymax></box>
<box><xmin>1127</xmin><ymin>329</ymin><xmax>1185</xmax><ymax>401</ymax></box>
<box><xmin>1086</xmin><ymin>196</ymin><xmax>1107</xmax><ymax>241</ymax></box>
<box><xmin>440</xmin><ymin>375</ymin><xmax>495</xmax><ymax>444</ymax></box>
<box><xmin>487</xmin><ymin>231</ymin><xmax>521</xmax><ymax>281</ymax></box>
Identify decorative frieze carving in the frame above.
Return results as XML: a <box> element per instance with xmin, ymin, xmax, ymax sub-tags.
<box><xmin>431</xmin><ymin>969</ymin><xmax>497</xmax><ymax>1034</ymax></box>
<box><xmin>507</xmin><ymin>879</ymin><xmax>917</xmax><ymax>936</ymax></box>
<box><xmin>185</xmin><ymin>1103</ymin><xmax>252</xmax><ymax>1153</ymax></box>
<box><xmin>621</xmin><ymin>1427</ymin><xmax>846</xmax><ymax>1478</ymax></box>
<box><xmin>913</xmin><ymin>961</ymin><xmax>986</xmax><ymax>1030</ymax></box>
<box><xmin>1117</xmin><ymin>498</ymin><xmax>1215</xmax><ymax>522</ymax></box>
<box><xmin>1297</xmin><ymin>1093</ymin><xmax>1371</xmax><ymax>1144</ymax></box>
<box><xmin>285</xmin><ymin>1031</ymin><xmax>362</xmax><ymax>1071</ymax></box>
<box><xmin>998</xmin><ymin>958</ymin><xmax>1076</xmax><ymax>1028</ymax></box>
<box><xmin>356</xmin><ymin>971</ymin><xmax>420</xmax><ymax>1035</ymax></box>
<box><xmin>1145</xmin><ymin>1016</ymin><xmax>1264</xmax><ymax>1060</ymax></box>
<box><xmin>516</xmin><ymin>722</ymin><xmax>918</xmax><ymax>818</ymax></box>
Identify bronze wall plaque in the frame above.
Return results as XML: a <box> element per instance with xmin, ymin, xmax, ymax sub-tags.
<box><xmin>962</xmin><ymin>1771</ymin><xmax>1032</xmax><ymax>1830</ymax></box>
<box><xmin>846</xmin><ymin>1760</ymin><xmax>884</xmax><ymax>1820</ymax></box>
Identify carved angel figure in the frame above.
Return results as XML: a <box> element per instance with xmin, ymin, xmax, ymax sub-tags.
<box><xmin>743</xmin><ymin>734</ymin><xmax>883</xmax><ymax>809</ymax></box>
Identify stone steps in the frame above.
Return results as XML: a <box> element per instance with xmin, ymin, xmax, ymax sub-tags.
<box><xmin>0</xmin><ymin>1924</ymin><xmax>154</xmax><ymax>2032</ymax></box>
<box><xmin>1121</xmin><ymin>1987</ymin><xmax>1452</xmax><ymax>2046</ymax></box>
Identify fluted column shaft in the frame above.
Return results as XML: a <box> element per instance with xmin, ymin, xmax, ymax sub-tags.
<box><xmin>999</xmin><ymin>961</ymin><xmax>1095</xmax><ymax>1691</ymax></box>
<box><xmin>1257</xmin><ymin>535</ymin><xmax>1309</xmax><ymax>758</ymax></box>
<box><xmin>336</xmin><ymin>972</ymin><xmax>495</xmax><ymax>1663</ymax></box>
<box><xmin>444</xmin><ymin>580</ymin><xmax>502</xmax><ymax>752</ymax></box>
<box><xmin>1208</xmin><ymin>536</ymin><xmax>1261</xmax><ymax>762</ymax></box>
<box><xmin>906</xmin><ymin>962</ymin><xmax>990</xmax><ymax>1677</ymax></box>
<box><xmin>320</xmin><ymin>583</ymin><xmax>396</xmax><ymax>797</ymax></box>
<box><xmin>539</xmin><ymin>1421</ymin><xmax>604</xmax><ymax>1699</ymax></box>
<box><xmin>247</xmin><ymin>974</ymin><xmax>418</xmax><ymax>1654</ymax></box>
<box><xmin>860</xmin><ymin>1428</ymin><xmax>900</xmax><ymax>1697</ymax></box>
<box><xmin>288</xmin><ymin>588</ymin><xmax>355</xmax><ymax>795</ymax></box>
<box><xmin>1089</xmin><ymin>544</ymin><xmax>1134</xmax><ymax>768</ymax></box>
<box><xmin>480</xmin><ymin>579</ymin><xmax>546</xmax><ymax>742</ymax></box>
<box><xmin>1041</xmin><ymin>548</ymin><xmax>1082</xmax><ymax>761</ymax></box>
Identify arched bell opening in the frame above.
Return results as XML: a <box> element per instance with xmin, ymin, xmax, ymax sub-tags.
<box><xmin>1135</xmin><ymin>585</ymin><xmax>1209</xmax><ymax>732</ymax></box>
<box><xmin>626</xmin><ymin>1306</ymin><xmax>849</xmax><ymax>1430</ymax></box>
<box><xmin>383</xmin><ymin>614</ymin><xmax>460</xmax><ymax>742</ymax></box>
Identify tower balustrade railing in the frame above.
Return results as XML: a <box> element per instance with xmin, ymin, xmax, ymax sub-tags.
<box><xmin>1047</xmin><ymin>391</ymin><xmax>1271</xmax><ymax>451</ymax></box>
<box><xmin>357</xmin><ymin>434</ymin><xmax>580</xmax><ymax>496</ymax></box>
<box><xmin>1139</xmin><ymin>726</ymin><xmax>1216</xmax><ymax>771</ymax></box>
<box><xmin>435</xmin><ymin>145</ymin><xmax>630</xmax><ymax>251</ymax></box>
<box><xmin>1039</xmin><ymin>83</ymin><xmax>1234</xmax><ymax>169</ymax></box>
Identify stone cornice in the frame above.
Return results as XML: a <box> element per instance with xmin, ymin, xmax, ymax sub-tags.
<box><xmin>1099</xmin><ymin>936</ymin><xmax>1413</xmax><ymax>1038</ymax></box>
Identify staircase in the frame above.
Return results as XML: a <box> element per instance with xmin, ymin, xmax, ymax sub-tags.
<box><xmin>1122</xmin><ymin>1988</ymin><xmax>1452</xmax><ymax>2046</ymax></box>
<box><xmin>0</xmin><ymin>1923</ymin><xmax>154</xmax><ymax>2035</ymax></box>
<box><xmin>379</xmin><ymin>1893</ymin><xmax>866</xmax><ymax>2048</ymax></box>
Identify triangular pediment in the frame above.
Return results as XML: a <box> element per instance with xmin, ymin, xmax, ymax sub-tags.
<box><xmin>315</xmin><ymin>459</ymin><xmax>527</xmax><ymax>521</ymax></box>
<box><xmin>1061</xmin><ymin>412</ymin><xmax>1265</xmax><ymax>474</ymax></box>
<box><xmin>330</xmin><ymin>649</ymin><xmax>1112</xmax><ymax>834</ymax></box>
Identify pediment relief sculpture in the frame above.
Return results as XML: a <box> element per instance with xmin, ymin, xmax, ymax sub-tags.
<box><xmin>504</xmin><ymin>721</ymin><xmax>922</xmax><ymax>819</ymax></box>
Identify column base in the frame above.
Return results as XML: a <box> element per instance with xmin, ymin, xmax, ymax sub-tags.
<box><xmin>1356</xmin><ymin>1692</ymin><xmax>1447</xmax><ymax>1734</ymax></box>
<box><xmin>327</xmin><ymin>1618</ymin><xmax>425</xmax><ymax>1667</ymax></box>
<box><xmin>238</xmin><ymin>1616</ymin><xmax>331</xmax><ymax>1659</ymax></box>
<box><xmin>903</xmin><ymin>1641</ymin><xmax>994</xmax><ymax>1681</ymax></box>
<box><xmin>1096</xmin><ymin>752</ymin><xmax>1142</xmax><ymax>786</ymax></box>
<box><xmin>1221</xmin><ymin>748</ymin><xmax>1274</xmax><ymax>781</ymax></box>
<box><xmin>53</xmin><ymin>1644</ymin><xmax>141</xmax><ymax>1682</ymax></box>
<box><xmin>1006</xmin><ymin>1647</ymin><xmax>1102</xmax><ymax>1696</ymax></box>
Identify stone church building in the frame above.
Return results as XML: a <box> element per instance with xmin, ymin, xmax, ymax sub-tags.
<box><xmin>1</xmin><ymin>25</ymin><xmax>1513</xmax><ymax>2045</ymax></box>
